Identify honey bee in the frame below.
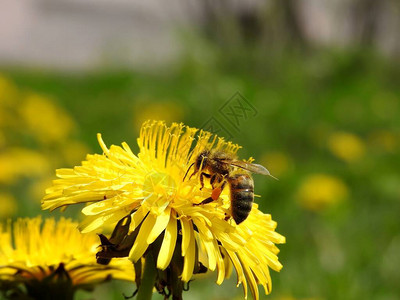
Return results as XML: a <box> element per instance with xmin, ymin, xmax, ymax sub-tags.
<box><xmin>183</xmin><ymin>149</ymin><xmax>275</xmax><ymax>224</ymax></box>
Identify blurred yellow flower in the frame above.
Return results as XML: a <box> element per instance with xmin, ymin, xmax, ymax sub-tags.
<box><xmin>0</xmin><ymin>193</ymin><xmax>17</xmax><ymax>219</ymax></box>
<box><xmin>260</xmin><ymin>151</ymin><xmax>292</xmax><ymax>177</ymax></box>
<box><xmin>0</xmin><ymin>148</ymin><xmax>50</xmax><ymax>184</ymax></box>
<box><xmin>0</xmin><ymin>75</ymin><xmax>91</xmax><ymax>218</ymax></box>
<box><xmin>0</xmin><ymin>75</ymin><xmax>18</xmax><ymax>106</ymax></box>
<box><xmin>297</xmin><ymin>174</ymin><xmax>348</xmax><ymax>212</ymax></box>
<box><xmin>133</xmin><ymin>101</ymin><xmax>184</xmax><ymax>130</ymax></box>
<box><xmin>29</xmin><ymin>176</ymin><xmax>55</xmax><ymax>201</ymax></box>
<box><xmin>19</xmin><ymin>94</ymin><xmax>75</xmax><ymax>144</ymax></box>
<box><xmin>327</xmin><ymin>132</ymin><xmax>365</xmax><ymax>163</ymax></box>
<box><xmin>43</xmin><ymin>120</ymin><xmax>285</xmax><ymax>300</ymax></box>
<box><xmin>0</xmin><ymin>217</ymin><xmax>134</xmax><ymax>298</ymax></box>
<box><xmin>0</xmin><ymin>77</ymin><xmax>18</xmax><ymax>129</ymax></box>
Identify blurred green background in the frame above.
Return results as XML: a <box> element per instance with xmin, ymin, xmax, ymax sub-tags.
<box><xmin>1</xmin><ymin>1</ymin><xmax>400</xmax><ymax>299</ymax></box>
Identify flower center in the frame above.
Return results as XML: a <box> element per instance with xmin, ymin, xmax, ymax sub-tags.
<box><xmin>142</xmin><ymin>171</ymin><xmax>177</xmax><ymax>211</ymax></box>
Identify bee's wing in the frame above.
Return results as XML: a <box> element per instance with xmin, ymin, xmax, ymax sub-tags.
<box><xmin>221</xmin><ymin>159</ymin><xmax>277</xmax><ymax>179</ymax></box>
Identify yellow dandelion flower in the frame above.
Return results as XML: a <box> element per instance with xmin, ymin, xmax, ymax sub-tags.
<box><xmin>260</xmin><ymin>151</ymin><xmax>292</xmax><ymax>177</ymax></box>
<box><xmin>0</xmin><ymin>217</ymin><xmax>134</xmax><ymax>299</ymax></box>
<box><xmin>29</xmin><ymin>176</ymin><xmax>54</xmax><ymax>201</ymax></box>
<box><xmin>0</xmin><ymin>148</ymin><xmax>50</xmax><ymax>184</ymax></box>
<box><xmin>0</xmin><ymin>75</ymin><xmax>18</xmax><ymax>129</ymax></box>
<box><xmin>327</xmin><ymin>132</ymin><xmax>365</xmax><ymax>163</ymax></box>
<box><xmin>42</xmin><ymin>120</ymin><xmax>285</xmax><ymax>299</ymax></box>
<box><xmin>297</xmin><ymin>174</ymin><xmax>349</xmax><ymax>212</ymax></box>
<box><xmin>0</xmin><ymin>74</ymin><xmax>18</xmax><ymax>106</ymax></box>
<box><xmin>19</xmin><ymin>94</ymin><xmax>75</xmax><ymax>144</ymax></box>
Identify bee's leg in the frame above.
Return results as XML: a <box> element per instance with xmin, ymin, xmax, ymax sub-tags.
<box><xmin>188</xmin><ymin>169</ymin><xmax>197</xmax><ymax>181</ymax></box>
<box><xmin>219</xmin><ymin>181</ymin><xmax>227</xmax><ymax>192</ymax></box>
<box><xmin>210</xmin><ymin>174</ymin><xmax>216</xmax><ymax>188</ymax></box>
<box><xmin>211</xmin><ymin>174</ymin><xmax>226</xmax><ymax>189</ymax></box>
<box><xmin>211</xmin><ymin>187</ymin><xmax>222</xmax><ymax>201</ymax></box>
<box><xmin>183</xmin><ymin>162</ymin><xmax>195</xmax><ymax>181</ymax></box>
<box><xmin>212</xmin><ymin>179</ymin><xmax>226</xmax><ymax>199</ymax></box>
<box><xmin>199</xmin><ymin>172</ymin><xmax>211</xmax><ymax>190</ymax></box>
<box><xmin>195</xmin><ymin>181</ymin><xmax>226</xmax><ymax>206</ymax></box>
<box><xmin>194</xmin><ymin>196</ymin><xmax>214</xmax><ymax>206</ymax></box>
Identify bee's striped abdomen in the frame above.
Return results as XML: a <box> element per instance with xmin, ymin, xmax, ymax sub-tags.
<box><xmin>229</xmin><ymin>174</ymin><xmax>254</xmax><ymax>224</ymax></box>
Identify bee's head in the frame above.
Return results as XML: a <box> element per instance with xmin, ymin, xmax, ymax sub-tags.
<box><xmin>195</xmin><ymin>150</ymin><xmax>210</xmax><ymax>172</ymax></box>
<box><xmin>183</xmin><ymin>149</ymin><xmax>211</xmax><ymax>182</ymax></box>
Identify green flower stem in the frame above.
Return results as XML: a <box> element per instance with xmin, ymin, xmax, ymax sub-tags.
<box><xmin>137</xmin><ymin>252</ymin><xmax>157</xmax><ymax>300</ymax></box>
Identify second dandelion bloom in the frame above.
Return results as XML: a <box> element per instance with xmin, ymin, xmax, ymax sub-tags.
<box><xmin>0</xmin><ymin>217</ymin><xmax>135</xmax><ymax>300</ymax></box>
<box><xmin>42</xmin><ymin>120</ymin><xmax>285</xmax><ymax>299</ymax></box>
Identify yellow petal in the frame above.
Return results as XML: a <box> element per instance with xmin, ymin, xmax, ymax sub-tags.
<box><xmin>55</xmin><ymin>168</ymin><xmax>76</xmax><ymax>177</ymax></box>
<box><xmin>97</xmin><ymin>133</ymin><xmax>109</xmax><ymax>154</ymax></box>
<box><xmin>79</xmin><ymin>211</ymin><xmax>127</xmax><ymax>233</ymax></box>
<box><xmin>215</xmin><ymin>245</ymin><xmax>225</xmax><ymax>285</ymax></box>
<box><xmin>193</xmin><ymin>219</ymin><xmax>213</xmax><ymax>240</ymax></box>
<box><xmin>157</xmin><ymin>211</ymin><xmax>177</xmax><ymax>270</ymax></box>
<box><xmin>252</xmin><ymin>264</ymin><xmax>271</xmax><ymax>295</ymax></box>
<box><xmin>221</xmin><ymin>248</ymin><xmax>233</xmax><ymax>279</ymax></box>
<box><xmin>199</xmin><ymin>233</ymin><xmax>217</xmax><ymax>271</ymax></box>
<box><xmin>130</xmin><ymin>206</ymin><xmax>147</xmax><ymax>232</ymax></box>
<box><xmin>227</xmin><ymin>250</ymin><xmax>247</xmax><ymax>296</ymax></box>
<box><xmin>181</xmin><ymin>221</ymin><xmax>195</xmax><ymax>282</ymax></box>
<box><xmin>217</xmin><ymin>232</ymin><xmax>244</xmax><ymax>251</ymax></box>
<box><xmin>129</xmin><ymin>214</ymin><xmax>157</xmax><ymax>262</ymax></box>
<box><xmin>82</xmin><ymin>198</ymin><xmax>119</xmax><ymax>215</ymax></box>
<box><xmin>147</xmin><ymin>208</ymin><xmax>171</xmax><ymax>244</ymax></box>
<box><xmin>192</xmin><ymin>219</ymin><xmax>217</xmax><ymax>271</ymax></box>
<box><xmin>240</xmin><ymin>256</ymin><xmax>259</xmax><ymax>300</ymax></box>
<box><xmin>180</xmin><ymin>218</ymin><xmax>191</xmax><ymax>256</ymax></box>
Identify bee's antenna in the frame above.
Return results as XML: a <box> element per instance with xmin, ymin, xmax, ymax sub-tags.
<box><xmin>269</xmin><ymin>174</ymin><xmax>279</xmax><ymax>181</ymax></box>
<box><xmin>183</xmin><ymin>162</ymin><xmax>195</xmax><ymax>182</ymax></box>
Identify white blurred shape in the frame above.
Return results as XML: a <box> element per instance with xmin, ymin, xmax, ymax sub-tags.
<box><xmin>0</xmin><ymin>0</ymin><xmax>192</xmax><ymax>70</ymax></box>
